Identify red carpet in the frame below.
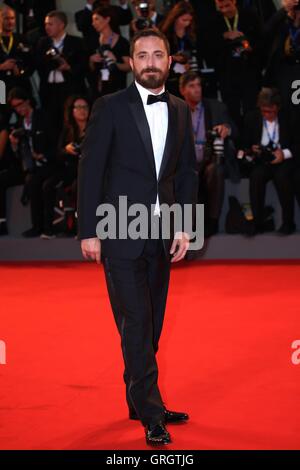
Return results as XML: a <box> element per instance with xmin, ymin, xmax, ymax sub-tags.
<box><xmin>0</xmin><ymin>260</ymin><xmax>300</xmax><ymax>450</ymax></box>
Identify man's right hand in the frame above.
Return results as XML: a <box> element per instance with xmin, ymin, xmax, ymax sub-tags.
<box><xmin>81</xmin><ymin>237</ymin><xmax>101</xmax><ymax>264</ymax></box>
<box><xmin>0</xmin><ymin>59</ymin><xmax>16</xmax><ymax>71</ymax></box>
<box><xmin>282</xmin><ymin>0</ymin><xmax>299</xmax><ymax>14</ymax></box>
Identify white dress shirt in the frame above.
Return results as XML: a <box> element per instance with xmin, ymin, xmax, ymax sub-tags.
<box><xmin>261</xmin><ymin>119</ymin><xmax>292</xmax><ymax>160</ymax></box>
<box><xmin>135</xmin><ymin>80</ymin><xmax>169</xmax><ymax>216</ymax></box>
<box><xmin>48</xmin><ymin>33</ymin><xmax>66</xmax><ymax>84</ymax></box>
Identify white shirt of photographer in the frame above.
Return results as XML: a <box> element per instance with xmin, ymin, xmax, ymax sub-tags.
<box><xmin>48</xmin><ymin>33</ymin><xmax>66</xmax><ymax>84</ymax></box>
<box><xmin>135</xmin><ymin>80</ymin><xmax>168</xmax><ymax>216</ymax></box>
<box><xmin>261</xmin><ymin>119</ymin><xmax>292</xmax><ymax>159</ymax></box>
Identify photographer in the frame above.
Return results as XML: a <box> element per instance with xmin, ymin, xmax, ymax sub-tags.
<box><xmin>240</xmin><ymin>88</ymin><xmax>299</xmax><ymax>235</ymax></box>
<box><xmin>4</xmin><ymin>87</ymin><xmax>54</xmax><ymax>238</ymax></box>
<box><xmin>4</xmin><ymin>0</ymin><xmax>57</xmax><ymax>35</ymax></box>
<box><xmin>263</xmin><ymin>0</ymin><xmax>300</xmax><ymax>120</ymax></box>
<box><xmin>130</xmin><ymin>1</ymin><xmax>164</xmax><ymax>36</ymax></box>
<box><xmin>212</xmin><ymin>0</ymin><xmax>262</xmax><ymax>130</ymax></box>
<box><xmin>75</xmin><ymin>0</ymin><xmax>133</xmax><ymax>54</ymax></box>
<box><xmin>180</xmin><ymin>71</ymin><xmax>238</xmax><ymax>237</ymax></box>
<box><xmin>36</xmin><ymin>10</ymin><xmax>88</xmax><ymax>141</ymax></box>
<box><xmin>89</xmin><ymin>5</ymin><xmax>130</xmax><ymax>98</ymax></box>
<box><xmin>160</xmin><ymin>1</ymin><xmax>199</xmax><ymax>96</ymax></box>
<box><xmin>0</xmin><ymin>5</ymin><xmax>33</xmax><ymax>95</ymax></box>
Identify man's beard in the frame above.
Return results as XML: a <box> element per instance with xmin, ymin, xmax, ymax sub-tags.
<box><xmin>134</xmin><ymin>67</ymin><xmax>169</xmax><ymax>89</ymax></box>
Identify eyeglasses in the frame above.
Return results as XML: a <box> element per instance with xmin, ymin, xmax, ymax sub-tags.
<box><xmin>11</xmin><ymin>101</ymin><xmax>26</xmax><ymax>110</ymax></box>
<box><xmin>73</xmin><ymin>104</ymin><xmax>89</xmax><ymax>110</ymax></box>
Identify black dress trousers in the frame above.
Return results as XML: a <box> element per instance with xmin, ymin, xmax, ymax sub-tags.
<box><xmin>102</xmin><ymin>218</ymin><xmax>171</xmax><ymax>427</ymax></box>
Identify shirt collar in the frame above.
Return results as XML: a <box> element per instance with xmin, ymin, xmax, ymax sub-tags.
<box><xmin>53</xmin><ymin>32</ymin><xmax>66</xmax><ymax>47</ymax></box>
<box><xmin>192</xmin><ymin>102</ymin><xmax>202</xmax><ymax>113</ymax></box>
<box><xmin>135</xmin><ymin>80</ymin><xmax>166</xmax><ymax>106</ymax></box>
<box><xmin>86</xmin><ymin>3</ymin><xmax>93</xmax><ymax>11</ymax></box>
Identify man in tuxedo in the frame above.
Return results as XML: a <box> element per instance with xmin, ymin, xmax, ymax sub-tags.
<box><xmin>77</xmin><ymin>29</ymin><xmax>198</xmax><ymax>446</ymax></box>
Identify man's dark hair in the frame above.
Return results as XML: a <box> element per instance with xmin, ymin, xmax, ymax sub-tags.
<box><xmin>7</xmin><ymin>87</ymin><xmax>35</xmax><ymax>108</ymax></box>
<box><xmin>257</xmin><ymin>88</ymin><xmax>281</xmax><ymax>108</ymax></box>
<box><xmin>46</xmin><ymin>10</ymin><xmax>68</xmax><ymax>27</ymax></box>
<box><xmin>179</xmin><ymin>71</ymin><xmax>202</xmax><ymax>90</ymax></box>
<box><xmin>130</xmin><ymin>29</ymin><xmax>170</xmax><ymax>57</ymax></box>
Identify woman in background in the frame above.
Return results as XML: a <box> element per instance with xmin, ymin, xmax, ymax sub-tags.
<box><xmin>160</xmin><ymin>1</ymin><xmax>198</xmax><ymax>96</ymax></box>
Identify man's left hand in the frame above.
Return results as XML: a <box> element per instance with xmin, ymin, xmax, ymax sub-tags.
<box><xmin>170</xmin><ymin>232</ymin><xmax>190</xmax><ymax>263</ymax></box>
<box><xmin>271</xmin><ymin>149</ymin><xmax>284</xmax><ymax>164</ymax></box>
<box><xmin>58</xmin><ymin>59</ymin><xmax>71</xmax><ymax>72</ymax></box>
<box><xmin>214</xmin><ymin>124</ymin><xmax>230</xmax><ymax>139</ymax></box>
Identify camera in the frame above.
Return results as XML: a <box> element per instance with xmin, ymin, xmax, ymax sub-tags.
<box><xmin>11</xmin><ymin>128</ymin><xmax>35</xmax><ymax>172</ymax></box>
<box><xmin>243</xmin><ymin>142</ymin><xmax>277</xmax><ymax>165</ymax></box>
<box><xmin>98</xmin><ymin>44</ymin><xmax>118</xmax><ymax>72</ymax></box>
<box><xmin>135</xmin><ymin>2</ymin><xmax>153</xmax><ymax>31</ymax></box>
<box><xmin>11</xmin><ymin>127</ymin><xmax>27</xmax><ymax>139</ymax></box>
<box><xmin>45</xmin><ymin>47</ymin><xmax>64</xmax><ymax>69</ymax></box>
<box><xmin>15</xmin><ymin>42</ymin><xmax>31</xmax><ymax>75</ymax></box>
<box><xmin>71</xmin><ymin>142</ymin><xmax>82</xmax><ymax>157</ymax></box>
<box><xmin>230</xmin><ymin>35</ymin><xmax>251</xmax><ymax>58</ymax></box>
<box><xmin>204</xmin><ymin>130</ymin><xmax>225</xmax><ymax>164</ymax></box>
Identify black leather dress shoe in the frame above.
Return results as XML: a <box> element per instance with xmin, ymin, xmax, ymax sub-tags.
<box><xmin>130</xmin><ymin>408</ymin><xmax>189</xmax><ymax>423</ymax></box>
<box><xmin>145</xmin><ymin>422</ymin><xmax>171</xmax><ymax>446</ymax></box>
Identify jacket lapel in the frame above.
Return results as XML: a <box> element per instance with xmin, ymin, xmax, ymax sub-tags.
<box><xmin>127</xmin><ymin>83</ymin><xmax>157</xmax><ymax>177</ymax></box>
<box><xmin>158</xmin><ymin>94</ymin><xmax>177</xmax><ymax>181</ymax></box>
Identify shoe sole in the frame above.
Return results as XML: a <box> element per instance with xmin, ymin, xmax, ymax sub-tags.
<box><xmin>130</xmin><ymin>416</ymin><xmax>189</xmax><ymax>424</ymax></box>
<box><xmin>146</xmin><ymin>438</ymin><xmax>172</xmax><ymax>446</ymax></box>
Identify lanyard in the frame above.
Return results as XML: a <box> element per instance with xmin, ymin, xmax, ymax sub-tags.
<box><xmin>193</xmin><ymin>104</ymin><xmax>205</xmax><ymax>145</ymax></box>
<box><xmin>224</xmin><ymin>13</ymin><xmax>239</xmax><ymax>32</ymax></box>
<box><xmin>289</xmin><ymin>25</ymin><xmax>300</xmax><ymax>47</ymax></box>
<box><xmin>263</xmin><ymin>119</ymin><xmax>278</xmax><ymax>143</ymax></box>
<box><xmin>178</xmin><ymin>37</ymin><xmax>185</xmax><ymax>52</ymax></box>
<box><xmin>101</xmin><ymin>33</ymin><xmax>114</xmax><ymax>48</ymax></box>
<box><xmin>0</xmin><ymin>33</ymin><xmax>14</xmax><ymax>55</ymax></box>
<box><xmin>53</xmin><ymin>37</ymin><xmax>65</xmax><ymax>52</ymax></box>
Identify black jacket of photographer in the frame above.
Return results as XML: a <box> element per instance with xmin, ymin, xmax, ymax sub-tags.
<box><xmin>242</xmin><ymin>108</ymin><xmax>300</xmax><ymax>168</ymax></box>
<box><xmin>202</xmin><ymin>98</ymin><xmax>240</xmax><ymax>182</ymax></box>
<box><xmin>11</xmin><ymin>108</ymin><xmax>54</xmax><ymax>173</ymax></box>
<box><xmin>212</xmin><ymin>7</ymin><xmax>263</xmax><ymax>83</ymax></box>
<box><xmin>0</xmin><ymin>32</ymin><xmax>34</xmax><ymax>92</ymax></box>
<box><xmin>35</xmin><ymin>34</ymin><xmax>88</xmax><ymax>100</ymax></box>
<box><xmin>263</xmin><ymin>8</ymin><xmax>300</xmax><ymax>86</ymax></box>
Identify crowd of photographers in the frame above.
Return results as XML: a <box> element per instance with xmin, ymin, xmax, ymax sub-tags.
<box><xmin>0</xmin><ymin>0</ymin><xmax>300</xmax><ymax>240</ymax></box>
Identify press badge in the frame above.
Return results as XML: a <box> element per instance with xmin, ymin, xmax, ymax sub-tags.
<box><xmin>101</xmin><ymin>69</ymin><xmax>110</xmax><ymax>81</ymax></box>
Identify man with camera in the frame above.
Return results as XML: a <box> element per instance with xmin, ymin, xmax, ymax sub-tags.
<box><xmin>212</xmin><ymin>0</ymin><xmax>262</xmax><ymax>130</ymax></box>
<box><xmin>0</xmin><ymin>87</ymin><xmax>54</xmax><ymax>238</ymax></box>
<box><xmin>263</xmin><ymin>0</ymin><xmax>300</xmax><ymax>121</ymax></box>
<box><xmin>36</xmin><ymin>10</ymin><xmax>88</xmax><ymax>141</ymax></box>
<box><xmin>0</xmin><ymin>5</ymin><xmax>33</xmax><ymax>95</ymax></box>
<box><xmin>130</xmin><ymin>1</ymin><xmax>164</xmax><ymax>35</ymax></box>
<box><xmin>240</xmin><ymin>88</ymin><xmax>300</xmax><ymax>235</ymax></box>
<box><xmin>180</xmin><ymin>70</ymin><xmax>237</xmax><ymax>237</ymax></box>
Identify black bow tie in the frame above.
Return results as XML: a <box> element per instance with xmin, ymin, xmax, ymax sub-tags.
<box><xmin>147</xmin><ymin>91</ymin><xmax>169</xmax><ymax>105</ymax></box>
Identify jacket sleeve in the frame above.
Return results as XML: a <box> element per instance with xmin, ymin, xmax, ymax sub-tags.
<box><xmin>174</xmin><ymin>103</ymin><xmax>199</xmax><ymax>235</ymax></box>
<box><xmin>77</xmin><ymin>97</ymin><xmax>114</xmax><ymax>240</ymax></box>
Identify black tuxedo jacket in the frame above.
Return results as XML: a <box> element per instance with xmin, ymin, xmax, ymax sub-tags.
<box><xmin>77</xmin><ymin>82</ymin><xmax>198</xmax><ymax>259</ymax></box>
<box><xmin>242</xmin><ymin>109</ymin><xmax>300</xmax><ymax>162</ymax></box>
